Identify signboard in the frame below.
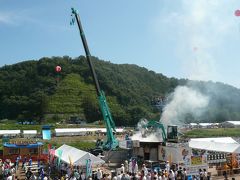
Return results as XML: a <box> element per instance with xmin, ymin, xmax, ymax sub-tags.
<box><xmin>191</xmin><ymin>156</ymin><xmax>202</xmax><ymax>166</ymax></box>
<box><xmin>158</xmin><ymin>143</ymin><xmax>191</xmax><ymax>166</ymax></box>
<box><xmin>207</xmin><ymin>153</ymin><xmax>226</xmax><ymax>163</ymax></box>
<box><xmin>185</xmin><ymin>165</ymin><xmax>208</xmax><ymax>176</ymax></box>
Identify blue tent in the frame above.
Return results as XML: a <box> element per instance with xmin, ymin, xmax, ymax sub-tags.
<box><xmin>42</xmin><ymin>125</ymin><xmax>51</xmax><ymax>140</ymax></box>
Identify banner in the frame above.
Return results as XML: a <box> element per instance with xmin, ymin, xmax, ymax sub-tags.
<box><xmin>86</xmin><ymin>159</ymin><xmax>92</xmax><ymax>178</ymax></box>
<box><xmin>49</xmin><ymin>149</ymin><xmax>55</xmax><ymax>163</ymax></box>
<box><xmin>42</xmin><ymin>129</ymin><xmax>51</xmax><ymax>140</ymax></box>
<box><xmin>68</xmin><ymin>155</ymin><xmax>73</xmax><ymax>169</ymax></box>
<box><xmin>185</xmin><ymin>165</ymin><xmax>208</xmax><ymax>176</ymax></box>
<box><xmin>57</xmin><ymin>150</ymin><xmax>63</xmax><ymax>167</ymax></box>
<box><xmin>158</xmin><ymin>143</ymin><xmax>191</xmax><ymax>166</ymax></box>
<box><xmin>48</xmin><ymin>144</ymin><xmax>52</xmax><ymax>151</ymax></box>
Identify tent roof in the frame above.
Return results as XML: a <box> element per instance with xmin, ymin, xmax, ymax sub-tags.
<box><xmin>55</xmin><ymin>128</ymin><xmax>87</xmax><ymax>133</ymax></box>
<box><xmin>0</xmin><ymin>130</ymin><xmax>21</xmax><ymax>135</ymax></box>
<box><xmin>190</xmin><ymin>123</ymin><xmax>197</xmax><ymax>126</ymax></box>
<box><xmin>189</xmin><ymin>137</ymin><xmax>240</xmax><ymax>153</ymax></box>
<box><xmin>23</xmin><ymin>130</ymin><xmax>37</xmax><ymax>134</ymax></box>
<box><xmin>55</xmin><ymin>128</ymin><xmax>124</xmax><ymax>133</ymax></box>
<box><xmin>226</xmin><ymin>121</ymin><xmax>240</xmax><ymax>125</ymax></box>
<box><xmin>199</xmin><ymin>123</ymin><xmax>213</xmax><ymax>126</ymax></box>
<box><xmin>55</xmin><ymin>144</ymin><xmax>105</xmax><ymax>166</ymax></box>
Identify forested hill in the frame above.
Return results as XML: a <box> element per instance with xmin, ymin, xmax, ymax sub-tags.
<box><xmin>0</xmin><ymin>56</ymin><xmax>240</xmax><ymax>125</ymax></box>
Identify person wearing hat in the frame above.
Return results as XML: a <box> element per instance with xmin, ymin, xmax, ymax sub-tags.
<box><xmin>120</xmin><ymin>164</ymin><xmax>125</xmax><ymax>173</ymax></box>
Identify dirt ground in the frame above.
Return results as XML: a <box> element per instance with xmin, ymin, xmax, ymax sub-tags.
<box><xmin>209</xmin><ymin>167</ymin><xmax>240</xmax><ymax>180</ymax></box>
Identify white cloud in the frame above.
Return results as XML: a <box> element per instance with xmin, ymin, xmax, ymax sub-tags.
<box><xmin>0</xmin><ymin>12</ymin><xmax>15</xmax><ymax>24</ymax></box>
<box><xmin>154</xmin><ymin>0</ymin><xmax>239</xmax><ymax>82</ymax></box>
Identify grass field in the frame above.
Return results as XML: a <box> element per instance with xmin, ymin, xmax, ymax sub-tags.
<box><xmin>183</xmin><ymin>128</ymin><xmax>240</xmax><ymax>138</ymax></box>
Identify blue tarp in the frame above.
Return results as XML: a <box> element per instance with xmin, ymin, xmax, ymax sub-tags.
<box><xmin>4</xmin><ymin>142</ymin><xmax>43</xmax><ymax>148</ymax></box>
<box><xmin>42</xmin><ymin>129</ymin><xmax>51</xmax><ymax>140</ymax></box>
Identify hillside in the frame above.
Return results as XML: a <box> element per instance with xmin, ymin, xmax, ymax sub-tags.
<box><xmin>0</xmin><ymin>56</ymin><xmax>240</xmax><ymax>125</ymax></box>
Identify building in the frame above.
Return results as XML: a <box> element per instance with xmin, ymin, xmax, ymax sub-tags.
<box><xmin>220</xmin><ymin>121</ymin><xmax>240</xmax><ymax>128</ymax></box>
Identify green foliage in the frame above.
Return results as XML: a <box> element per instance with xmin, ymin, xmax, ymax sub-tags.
<box><xmin>183</xmin><ymin>128</ymin><xmax>240</xmax><ymax>138</ymax></box>
<box><xmin>0</xmin><ymin>56</ymin><xmax>240</xmax><ymax>126</ymax></box>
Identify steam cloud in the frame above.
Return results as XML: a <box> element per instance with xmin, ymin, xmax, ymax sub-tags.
<box><xmin>157</xmin><ymin>1</ymin><xmax>237</xmax><ymax>126</ymax></box>
<box><xmin>131</xmin><ymin>119</ymin><xmax>164</xmax><ymax>142</ymax></box>
<box><xmin>160</xmin><ymin>86</ymin><xmax>209</xmax><ymax>126</ymax></box>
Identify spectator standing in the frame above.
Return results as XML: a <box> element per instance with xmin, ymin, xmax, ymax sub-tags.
<box><xmin>96</xmin><ymin>168</ymin><xmax>103</xmax><ymax>180</ymax></box>
<box><xmin>142</xmin><ymin>164</ymin><xmax>148</xmax><ymax>176</ymax></box>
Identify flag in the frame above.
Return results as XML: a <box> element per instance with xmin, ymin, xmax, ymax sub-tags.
<box><xmin>68</xmin><ymin>155</ymin><xmax>73</xmax><ymax>169</ymax></box>
<box><xmin>86</xmin><ymin>159</ymin><xmax>92</xmax><ymax>178</ymax></box>
<box><xmin>48</xmin><ymin>144</ymin><xmax>52</xmax><ymax>151</ymax></box>
<box><xmin>57</xmin><ymin>150</ymin><xmax>63</xmax><ymax>167</ymax></box>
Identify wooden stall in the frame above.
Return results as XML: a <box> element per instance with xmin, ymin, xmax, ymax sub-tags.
<box><xmin>3</xmin><ymin>141</ymin><xmax>43</xmax><ymax>161</ymax></box>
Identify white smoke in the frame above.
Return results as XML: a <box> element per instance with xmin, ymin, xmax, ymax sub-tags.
<box><xmin>131</xmin><ymin>119</ymin><xmax>164</xmax><ymax>142</ymax></box>
<box><xmin>160</xmin><ymin>86</ymin><xmax>209</xmax><ymax>126</ymax></box>
<box><xmin>156</xmin><ymin>1</ymin><xmax>237</xmax><ymax>126</ymax></box>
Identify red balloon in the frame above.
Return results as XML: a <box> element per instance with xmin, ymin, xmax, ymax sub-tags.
<box><xmin>55</xmin><ymin>66</ymin><xmax>61</xmax><ymax>72</ymax></box>
<box><xmin>235</xmin><ymin>9</ymin><xmax>240</xmax><ymax>16</ymax></box>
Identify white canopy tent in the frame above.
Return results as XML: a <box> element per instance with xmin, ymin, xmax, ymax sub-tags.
<box><xmin>0</xmin><ymin>130</ymin><xmax>21</xmax><ymax>137</ymax></box>
<box><xmin>23</xmin><ymin>130</ymin><xmax>37</xmax><ymax>138</ymax></box>
<box><xmin>55</xmin><ymin>128</ymin><xmax>125</xmax><ymax>136</ymax></box>
<box><xmin>189</xmin><ymin>137</ymin><xmax>240</xmax><ymax>153</ymax></box>
<box><xmin>55</xmin><ymin>144</ymin><xmax>105</xmax><ymax>166</ymax></box>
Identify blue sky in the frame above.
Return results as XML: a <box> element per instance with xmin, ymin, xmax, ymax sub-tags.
<box><xmin>1</xmin><ymin>0</ymin><xmax>240</xmax><ymax>88</ymax></box>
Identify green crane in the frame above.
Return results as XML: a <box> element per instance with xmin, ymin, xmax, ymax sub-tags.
<box><xmin>70</xmin><ymin>8</ymin><xmax>118</xmax><ymax>150</ymax></box>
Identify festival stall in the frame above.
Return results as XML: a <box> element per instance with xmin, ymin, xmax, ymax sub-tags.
<box><xmin>189</xmin><ymin>137</ymin><xmax>240</xmax><ymax>176</ymax></box>
<box><xmin>158</xmin><ymin>142</ymin><xmax>208</xmax><ymax>176</ymax></box>
<box><xmin>3</xmin><ymin>141</ymin><xmax>43</xmax><ymax>161</ymax></box>
<box><xmin>49</xmin><ymin>144</ymin><xmax>105</xmax><ymax>178</ymax></box>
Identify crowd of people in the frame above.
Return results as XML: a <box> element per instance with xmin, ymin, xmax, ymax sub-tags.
<box><xmin>0</xmin><ymin>156</ymin><xmax>211</xmax><ymax>180</ymax></box>
<box><xmin>0</xmin><ymin>159</ymin><xmax>16</xmax><ymax>179</ymax></box>
<box><xmin>105</xmin><ymin>159</ymin><xmax>212</xmax><ymax>180</ymax></box>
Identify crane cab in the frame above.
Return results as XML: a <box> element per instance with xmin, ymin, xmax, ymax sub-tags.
<box><xmin>167</xmin><ymin>125</ymin><xmax>178</xmax><ymax>142</ymax></box>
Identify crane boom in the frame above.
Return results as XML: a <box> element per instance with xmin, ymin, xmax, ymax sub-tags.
<box><xmin>71</xmin><ymin>8</ymin><xmax>118</xmax><ymax>150</ymax></box>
